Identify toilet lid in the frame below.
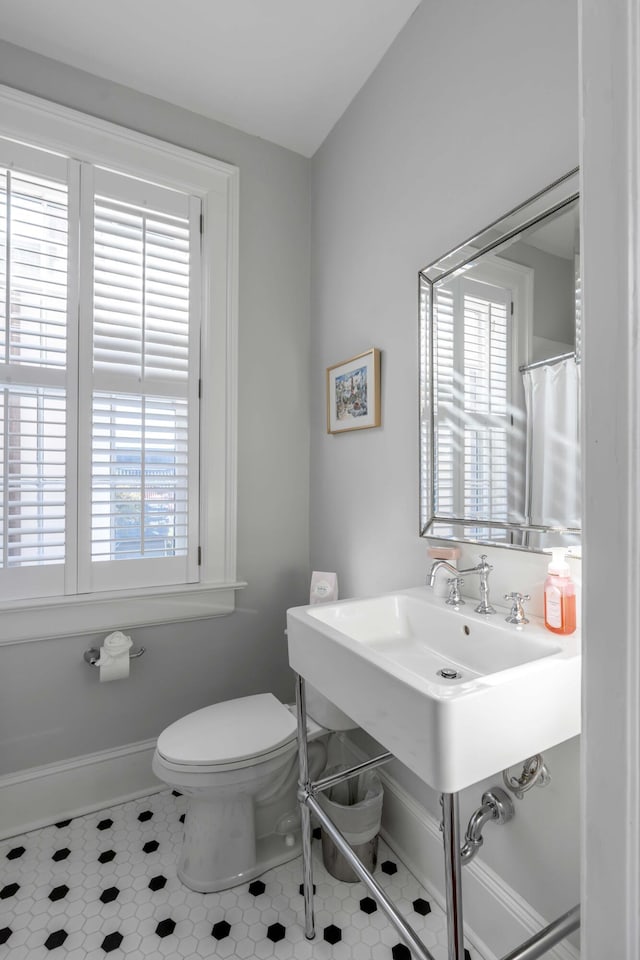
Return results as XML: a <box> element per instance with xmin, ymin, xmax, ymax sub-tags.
<box><xmin>156</xmin><ymin>693</ymin><xmax>298</xmax><ymax>766</ymax></box>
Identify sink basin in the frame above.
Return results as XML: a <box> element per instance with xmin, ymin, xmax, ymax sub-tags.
<box><xmin>287</xmin><ymin>588</ymin><xmax>581</xmax><ymax>793</ymax></box>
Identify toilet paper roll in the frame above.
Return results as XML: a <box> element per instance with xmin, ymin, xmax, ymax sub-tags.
<box><xmin>97</xmin><ymin>631</ymin><xmax>133</xmax><ymax>682</ymax></box>
<box><xmin>98</xmin><ymin>656</ymin><xmax>130</xmax><ymax>682</ymax></box>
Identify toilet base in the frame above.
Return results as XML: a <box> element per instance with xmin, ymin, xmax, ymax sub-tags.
<box><xmin>152</xmin><ymin>700</ymin><xmax>328</xmax><ymax>894</ymax></box>
<box><xmin>174</xmin><ymin>753</ymin><xmax>309</xmax><ymax>893</ymax></box>
<box><xmin>178</xmin><ymin>829</ymin><xmax>303</xmax><ymax>893</ymax></box>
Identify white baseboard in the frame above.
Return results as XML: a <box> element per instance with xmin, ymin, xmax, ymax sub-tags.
<box><xmin>0</xmin><ymin>739</ymin><xmax>163</xmax><ymax>840</ymax></box>
<box><xmin>335</xmin><ymin>736</ymin><xmax>579</xmax><ymax>960</ymax></box>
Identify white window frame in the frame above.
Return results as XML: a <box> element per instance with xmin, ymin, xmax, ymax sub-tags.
<box><xmin>0</xmin><ymin>85</ymin><xmax>243</xmax><ymax>643</ymax></box>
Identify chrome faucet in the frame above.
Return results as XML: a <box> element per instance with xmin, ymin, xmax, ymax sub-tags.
<box><xmin>428</xmin><ymin>554</ymin><xmax>496</xmax><ymax>615</ymax></box>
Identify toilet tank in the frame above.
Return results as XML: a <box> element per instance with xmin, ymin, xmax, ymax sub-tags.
<box><xmin>305</xmin><ymin>682</ymin><xmax>358</xmax><ymax>731</ymax></box>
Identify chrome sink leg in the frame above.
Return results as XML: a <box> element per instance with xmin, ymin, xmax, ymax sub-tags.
<box><xmin>442</xmin><ymin>792</ymin><xmax>465</xmax><ymax>959</ymax></box>
<box><xmin>296</xmin><ymin>675</ymin><xmax>315</xmax><ymax>939</ymax></box>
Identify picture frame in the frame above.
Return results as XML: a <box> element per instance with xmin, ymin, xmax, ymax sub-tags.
<box><xmin>326</xmin><ymin>348</ymin><xmax>381</xmax><ymax>434</ymax></box>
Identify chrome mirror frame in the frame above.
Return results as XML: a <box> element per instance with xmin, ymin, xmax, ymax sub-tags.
<box><xmin>419</xmin><ymin>168</ymin><xmax>581</xmax><ymax>552</ymax></box>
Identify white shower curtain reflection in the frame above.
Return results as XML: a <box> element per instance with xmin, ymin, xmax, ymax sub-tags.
<box><xmin>523</xmin><ymin>357</ymin><xmax>581</xmax><ymax>530</ymax></box>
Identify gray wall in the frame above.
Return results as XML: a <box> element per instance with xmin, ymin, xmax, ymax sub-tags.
<box><xmin>0</xmin><ymin>41</ymin><xmax>311</xmax><ymax>774</ymax></box>
<box><xmin>502</xmin><ymin>241</ymin><xmax>576</xmax><ymax>349</ymax></box>
<box><xmin>310</xmin><ymin>0</ymin><xmax>579</xmax><ymax>927</ymax></box>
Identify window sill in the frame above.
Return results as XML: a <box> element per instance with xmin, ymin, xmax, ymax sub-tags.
<box><xmin>0</xmin><ymin>581</ymin><xmax>248</xmax><ymax>645</ymax></box>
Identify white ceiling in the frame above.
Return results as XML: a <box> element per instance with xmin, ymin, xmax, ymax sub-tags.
<box><xmin>0</xmin><ymin>0</ymin><xmax>421</xmax><ymax>156</ymax></box>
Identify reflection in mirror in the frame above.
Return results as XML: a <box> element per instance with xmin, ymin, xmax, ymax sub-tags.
<box><xmin>419</xmin><ymin>170</ymin><xmax>581</xmax><ymax>552</ymax></box>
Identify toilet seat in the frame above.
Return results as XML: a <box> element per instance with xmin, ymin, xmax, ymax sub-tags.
<box><xmin>156</xmin><ymin>693</ymin><xmax>298</xmax><ymax>772</ymax></box>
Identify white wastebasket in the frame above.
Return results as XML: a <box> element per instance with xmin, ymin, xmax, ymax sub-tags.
<box><xmin>317</xmin><ymin>767</ymin><xmax>384</xmax><ymax>882</ymax></box>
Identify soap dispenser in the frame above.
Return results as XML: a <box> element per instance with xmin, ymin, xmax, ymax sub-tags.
<box><xmin>544</xmin><ymin>548</ymin><xmax>576</xmax><ymax>635</ymax></box>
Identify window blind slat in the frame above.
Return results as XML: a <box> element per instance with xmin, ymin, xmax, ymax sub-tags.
<box><xmin>90</xmin><ymin>391</ymin><xmax>189</xmax><ymax>564</ymax></box>
<box><xmin>93</xmin><ymin>199</ymin><xmax>190</xmax><ymax>382</ymax></box>
<box><xmin>0</xmin><ymin>385</ymin><xmax>66</xmax><ymax>568</ymax></box>
<box><xmin>2</xmin><ymin>167</ymin><xmax>69</xmax><ymax>372</ymax></box>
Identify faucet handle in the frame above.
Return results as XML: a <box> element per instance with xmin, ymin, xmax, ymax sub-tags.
<box><xmin>504</xmin><ymin>592</ymin><xmax>530</xmax><ymax>625</ymax></box>
<box><xmin>446</xmin><ymin>577</ymin><xmax>465</xmax><ymax>606</ymax></box>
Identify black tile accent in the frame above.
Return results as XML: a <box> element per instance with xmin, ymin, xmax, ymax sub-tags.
<box><xmin>298</xmin><ymin>883</ymin><xmax>316</xmax><ymax>896</ymax></box>
<box><xmin>312</xmin><ymin>827</ymin><xmax>321</xmax><ymax>840</ymax></box>
<box><xmin>171</xmin><ymin>790</ymin><xmax>182</xmax><ymax>797</ymax></box>
<box><xmin>359</xmin><ymin>896</ymin><xmax>378</xmax><ymax>914</ymax></box>
<box><xmin>412</xmin><ymin>897</ymin><xmax>431</xmax><ymax>916</ymax></box>
<box><xmin>211</xmin><ymin>920</ymin><xmax>231</xmax><ymax>940</ymax></box>
<box><xmin>48</xmin><ymin>885</ymin><xmax>69</xmax><ymax>902</ymax></box>
<box><xmin>44</xmin><ymin>929</ymin><xmax>68</xmax><ymax>950</ymax></box>
<box><xmin>392</xmin><ymin>945</ymin><xmax>411</xmax><ymax>960</ymax></box>
<box><xmin>6</xmin><ymin>846</ymin><xmax>25</xmax><ymax>860</ymax></box>
<box><xmin>149</xmin><ymin>875</ymin><xmax>167</xmax><ymax>892</ymax></box>
<box><xmin>381</xmin><ymin>860</ymin><xmax>398</xmax><ymax>875</ymax></box>
<box><xmin>100</xmin><ymin>886</ymin><xmax>120</xmax><ymax>904</ymax></box>
<box><xmin>97</xmin><ymin>818</ymin><xmax>113</xmax><ymax>831</ymax></box>
<box><xmin>52</xmin><ymin>848</ymin><xmax>70</xmax><ymax>862</ymax></box>
<box><xmin>143</xmin><ymin>840</ymin><xmax>159</xmax><ymax>854</ymax></box>
<box><xmin>248</xmin><ymin>880</ymin><xmax>266</xmax><ymax>896</ymax></box>
<box><xmin>0</xmin><ymin>883</ymin><xmax>19</xmax><ymax>899</ymax></box>
<box><xmin>267</xmin><ymin>922</ymin><xmax>286</xmax><ymax>943</ymax></box>
<box><xmin>102</xmin><ymin>931</ymin><xmax>124</xmax><ymax>953</ymax></box>
<box><xmin>137</xmin><ymin>810</ymin><xmax>153</xmax><ymax>822</ymax></box>
<box><xmin>98</xmin><ymin>850</ymin><xmax>116</xmax><ymax>864</ymax></box>
<box><xmin>179</xmin><ymin>813</ymin><xmax>185</xmax><ymax>823</ymax></box>
<box><xmin>155</xmin><ymin>918</ymin><xmax>176</xmax><ymax>938</ymax></box>
<box><xmin>54</xmin><ymin>819</ymin><xmax>72</xmax><ymax>829</ymax></box>
<box><xmin>323</xmin><ymin>924</ymin><xmax>342</xmax><ymax>945</ymax></box>
<box><xmin>464</xmin><ymin>950</ymin><xmax>472</xmax><ymax>960</ymax></box>
<box><xmin>0</xmin><ymin>928</ymin><xmax>11</xmax><ymax>945</ymax></box>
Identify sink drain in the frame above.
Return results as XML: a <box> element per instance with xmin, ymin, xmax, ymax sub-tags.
<box><xmin>437</xmin><ymin>667</ymin><xmax>461</xmax><ymax>680</ymax></box>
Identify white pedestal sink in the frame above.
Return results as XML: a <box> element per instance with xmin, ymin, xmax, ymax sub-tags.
<box><xmin>287</xmin><ymin>587</ymin><xmax>581</xmax><ymax>793</ymax></box>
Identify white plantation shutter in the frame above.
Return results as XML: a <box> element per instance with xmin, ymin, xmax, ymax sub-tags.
<box><xmin>91</xmin><ymin>394</ymin><xmax>189</xmax><ymax>562</ymax></box>
<box><xmin>0</xmin><ymin>134</ymin><xmax>202</xmax><ymax>601</ymax></box>
<box><xmin>433</xmin><ymin>285</ymin><xmax>457</xmax><ymax>522</ymax></box>
<box><xmin>2</xmin><ymin>387</ymin><xmax>66</xmax><ymax>563</ymax></box>
<box><xmin>2</xmin><ymin>169</ymin><xmax>68</xmax><ymax>369</ymax></box>
<box><xmin>433</xmin><ymin>276</ymin><xmax>511</xmax><ymax>538</ymax></box>
<box><xmin>78</xmin><ymin>170</ymin><xmax>200</xmax><ymax>593</ymax></box>
<box><xmin>462</xmin><ymin>287</ymin><xmax>509</xmax><ymax>527</ymax></box>
<box><xmin>92</xmin><ymin>200</ymin><xmax>191</xmax><ymax>382</ymax></box>
<box><xmin>0</xmin><ymin>145</ymin><xmax>71</xmax><ymax>599</ymax></box>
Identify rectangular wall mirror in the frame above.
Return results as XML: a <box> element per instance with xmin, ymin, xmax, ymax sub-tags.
<box><xmin>419</xmin><ymin>169</ymin><xmax>581</xmax><ymax>552</ymax></box>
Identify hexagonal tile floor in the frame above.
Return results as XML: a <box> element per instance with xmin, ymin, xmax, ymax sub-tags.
<box><xmin>0</xmin><ymin>791</ymin><xmax>481</xmax><ymax>959</ymax></box>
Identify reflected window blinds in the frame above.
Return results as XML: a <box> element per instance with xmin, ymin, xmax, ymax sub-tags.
<box><xmin>433</xmin><ymin>277</ymin><xmax>511</xmax><ymax>538</ymax></box>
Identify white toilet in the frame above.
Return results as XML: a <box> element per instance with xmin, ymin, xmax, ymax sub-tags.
<box><xmin>152</xmin><ymin>692</ymin><xmax>329</xmax><ymax>892</ymax></box>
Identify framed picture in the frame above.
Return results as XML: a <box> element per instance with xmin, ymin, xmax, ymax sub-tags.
<box><xmin>326</xmin><ymin>348</ymin><xmax>381</xmax><ymax>434</ymax></box>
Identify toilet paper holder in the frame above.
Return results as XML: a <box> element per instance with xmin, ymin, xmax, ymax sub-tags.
<box><xmin>84</xmin><ymin>646</ymin><xmax>146</xmax><ymax>666</ymax></box>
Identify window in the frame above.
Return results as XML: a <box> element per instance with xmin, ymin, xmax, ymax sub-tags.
<box><xmin>0</xmin><ymin>87</ymin><xmax>240</xmax><ymax>642</ymax></box>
